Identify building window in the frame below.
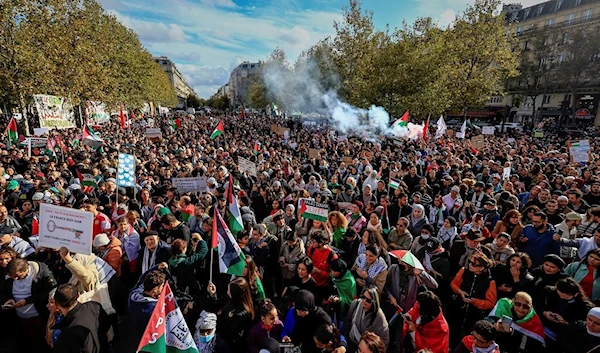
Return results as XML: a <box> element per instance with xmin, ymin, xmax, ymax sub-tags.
<box><xmin>543</xmin><ymin>95</ymin><xmax>551</xmax><ymax>104</ymax></box>
<box><xmin>556</xmin><ymin>0</ymin><xmax>563</xmax><ymax>10</ymax></box>
<box><xmin>583</xmin><ymin>9</ymin><xmax>593</xmax><ymax>21</ymax></box>
<box><xmin>250</xmin><ymin>64</ymin><xmax>255</xmax><ymax>68</ymax></box>
<box><xmin>537</xmin><ymin>5</ymin><xmax>544</xmax><ymax>16</ymax></box>
<box><xmin>546</xmin><ymin>18</ymin><xmax>554</xmax><ymax>27</ymax></box>
<box><xmin>576</xmin><ymin>0</ymin><xmax>582</xmax><ymax>5</ymax></box>
<box><xmin>564</xmin><ymin>94</ymin><xmax>572</xmax><ymax>102</ymax></box>
<box><xmin>516</xmin><ymin>26</ymin><xmax>522</xmax><ymax>34</ymax></box>
<box><xmin>567</xmin><ymin>13</ymin><xmax>576</xmax><ymax>24</ymax></box>
<box><xmin>490</xmin><ymin>96</ymin><xmax>502</xmax><ymax>104</ymax></box>
<box><xmin>524</xmin><ymin>9</ymin><xmax>530</xmax><ymax>18</ymax></box>
<box><xmin>562</xmin><ymin>32</ymin><xmax>569</xmax><ymax>44</ymax></box>
<box><xmin>524</xmin><ymin>40</ymin><xmax>529</xmax><ymax>49</ymax></box>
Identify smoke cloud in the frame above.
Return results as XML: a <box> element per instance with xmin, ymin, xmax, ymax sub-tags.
<box><xmin>262</xmin><ymin>56</ymin><xmax>424</xmax><ymax>140</ymax></box>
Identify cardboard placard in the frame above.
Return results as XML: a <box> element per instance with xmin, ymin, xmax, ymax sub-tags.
<box><xmin>38</xmin><ymin>204</ymin><xmax>94</xmax><ymax>255</ymax></box>
<box><xmin>482</xmin><ymin>126</ymin><xmax>495</xmax><ymax>135</ymax></box>
<box><xmin>238</xmin><ymin>157</ymin><xmax>257</xmax><ymax>177</ymax></box>
<box><xmin>171</xmin><ymin>177</ymin><xmax>207</xmax><ymax>193</ymax></box>
<box><xmin>470</xmin><ymin>135</ymin><xmax>484</xmax><ymax>150</ymax></box>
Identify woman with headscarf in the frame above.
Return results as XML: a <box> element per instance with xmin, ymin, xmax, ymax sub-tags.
<box><xmin>193</xmin><ymin>311</ymin><xmax>232</xmax><ymax>353</ymax></box>
<box><xmin>408</xmin><ymin>204</ymin><xmax>429</xmax><ymax>238</ymax></box>
<box><xmin>487</xmin><ymin>292</ymin><xmax>545</xmax><ymax>353</ymax></box>
<box><xmin>558</xmin><ymin>307</ymin><xmax>600</xmax><ymax>353</ymax></box>
<box><xmin>342</xmin><ymin>286</ymin><xmax>389</xmax><ymax>353</ymax></box>
<box><xmin>346</xmin><ymin>201</ymin><xmax>367</xmax><ymax>233</ymax></box>
<box><xmin>282</xmin><ymin>290</ymin><xmax>332</xmax><ymax>353</ymax></box>
<box><xmin>329</xmin><ymin>258</ymin><xmax>357</xmax><ymax>320</ymax></box>
<box><xmin>351</xmin><ymin>244</ymin><xmax>388</xmax><ymax>293</ymax></box>
<box><xmin>402</xmin><ymin>291</ymin><xmax>449</xmax><ymax>353</ymax></box>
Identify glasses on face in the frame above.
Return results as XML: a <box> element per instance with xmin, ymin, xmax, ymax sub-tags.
<box><xmin>361</xmin><ymin>295</ymin><xmax>373</xmax><ymax>304</ymax></box>
<box><xmin>513</xmin><ymin>301</ymin><xmax>531</xmax><ymax>310</ymax></box>
<box><xmin>471</xmin><ymin>332</ymin><xmax>489</xmax><ymax>345</ymax></box>
<box><xmin>469</xmin><ymin>260</ymin><xmax>484</xmax><ymax>268</ymax></box>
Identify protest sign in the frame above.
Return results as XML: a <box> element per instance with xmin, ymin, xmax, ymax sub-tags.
<box><xmin>503</xmin><ymin>167</ymin><xmax>511</xmax><ymax>180</ymax></box>
<box><xmin>534</xmin><ymin>131</ymin><xmax>544</xmax><ymax>138</ymax></box>
<box><xmin>38</xmin><ymin>204</ymin><xmax>93</xmax><ymax>255</ymax></box>
<box><xmin>309</xmin><ymin>148</ymin><xmax>320</xmax><ymax>159</ymax></box>
<box><xmin>34</xmin><ymin>94</ymin><xmax>76</xmax><ymax>129</ymax></box>
<box><xmin>146</xmin><ymin>128</ymin><xmax>162</xmax><ymax>139</ymax></box>
<box><xmin>171</xmin><ymin>177</ymin><xmax>207</xmax><ymax>193</ymax></box>
<box><xmin>471</xmin><ymin>135</ymin><xmax>484</xmax><ymax>150</ymax></box>
<box><xmin>298</xmin><ymin>198</ymin><xmax>329</xmax><ymax>222</ymax></box>
<box><xmin>569</xmin><ymin>139</ymin><xmax>591</xmax><ymax>164</ymax></box>
<box><xmin>338</xmin><ymin>135</ymin><xmax>348</xmax><ymax>142</ymax></box>
<box><xmin>238</xmin><ymin>157</ymin><xmax>257</xmax><ymax>177</ymax></box>
<box><xmin>33</xmin><ymin>128</ymin><xmax>50</xmax><ymax>136</ymax></box>
<box><xmin>85</xmin><ymin>101</ymin><xmax>111</xmax><ymax>125</ymax></box>
<box><xmin>507</xmin><ymin>138</ymin><xmax>515</xmax><ymax>143</ymax></box>
<box><xmin>26</xmin><ymin>137</ymin><xmax>48</xmax><ymax>148</ymax></box>
<box><xmin>482</xmin><ymin>126</ymin><xmax>495</xmax><ymax>135</ymax></box>
<box><xmin>117</xmin><ymin>153</ymin><xmax>136</xmax><ymax>187</ymax></box>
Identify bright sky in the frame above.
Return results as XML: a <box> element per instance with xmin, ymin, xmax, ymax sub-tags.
<box><xmin>98</xmin><ymin>0</ymin><xmax>545</xmax><ymax>98</ymax></box>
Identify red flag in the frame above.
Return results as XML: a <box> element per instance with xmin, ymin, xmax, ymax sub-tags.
<box><xmin>119</xmin><ymin>104</ymin><xmax>126</xmax><ymax>130</ymax></box>
<box><xmin>31</xmin><ymin>216</ymin><xmax>39</xmax><ymax>236</ymax></box>
<box><xmin>54</xmin><ymin>136</ymin><xmax>67</xmax><ymax>152</ymax></box>
<box><xmin>469</xmin><ymin>146</ymin><xmax>478</xmax><ymax>154</ymax></box>
<box><xmin>423</xmin><ymin>117</ymin><xmax>430</xmax><ymax>140</ymax></box>
<box><xmin>130</xmin><ymin>109</ymin><xmax>136</xmax><ymax>121</ymax></box>
<box><xmin>240</xmin><ymin>106</ymin><xmax>246</xmax><ymax>119</ymax></box>
<box><xmin>211</xmin><ymin>207</ymin><xmax>219</xmax><ymax>249</ymax></box>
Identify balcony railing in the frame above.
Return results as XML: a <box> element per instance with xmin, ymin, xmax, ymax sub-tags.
<box><xmin>516</xmin><ymin>12</ymin><xmax>600</xmax><ymax>35</ymax></box>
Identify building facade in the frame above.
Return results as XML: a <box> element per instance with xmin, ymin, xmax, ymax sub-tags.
<box><xmin>228</xmin><ymin>61</ymin><xmax>262</xmax><ymax>108</ymax></box>
<box><xmin>153</xmin><ymin>56</ymin><xmax>195</xmax><ymax>105</ymax></box>
<box><xmin>500</xmin><ymin>0</ymin><xmax>600</xmax><ymax>126</ymax></box>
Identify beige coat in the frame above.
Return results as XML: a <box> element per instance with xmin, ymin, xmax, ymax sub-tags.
<box><xmin>66</xmin><ymin>253</ymin><xmax>99</xmax><ymax>293</ymax></box>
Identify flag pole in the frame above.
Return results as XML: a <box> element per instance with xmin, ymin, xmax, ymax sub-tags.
<box><xmin>209</xmin><ymin>238</ymin><xmax>214</xmax><ymax>284</ymax></box>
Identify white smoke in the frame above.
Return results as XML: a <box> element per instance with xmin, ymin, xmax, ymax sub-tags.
<box><xmin>262</xmin><ymin>55</ymin><xmax>425</xmax><ymax>140</ymax></box>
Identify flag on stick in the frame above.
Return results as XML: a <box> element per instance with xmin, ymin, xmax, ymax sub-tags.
<box><xmin>136</xmin><ymin>282</ymin><xmax>199</xmax><ymax>353</ymax></box>
<box><xmin>422</xmin><ymin>116</ymin><xmax>430</xmax><ymax>140</ymax></box>
<box><xmin>435</xmin><ymin>115</ymin><xmax>447</xmax><ymax>139</ymax></box>
<box><xmin>210</xmin><ymin>121</ymin><xmax>224</xmax><ymax>140</ymax></box>
<box><xmin>392</xmin><ymin>111</ymin><xmax>409</xmax><ymax>128</ymax></box>
<box><xmin>6</xmin><ymin>117</ymin><xmax>17</xmax><ymax>147</ymax></box>
<box><xmin>119</xmin><ymin>104</ymin><xmax>126</xmax><ymax>130</ymax></box>
<box><xmin>227</xmin><ymin>174</ymin><xmax>244</xmax><ymax>236</ymax></box>
<box><xmin>211</xmin><ymin>208</ymin><xmax>245</xmax><ymax>276</ymax></box>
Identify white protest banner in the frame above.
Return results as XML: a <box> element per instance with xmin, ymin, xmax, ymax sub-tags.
<box><xmin>569</xmin><ymin>139</ymin><xmax>591</xmax><ymax>164</ymax></box>
<box><xmin>298</xmin><ymin>198</ymin><xmax>329</xmax><ymax>222</ymax></box>
<box><xmin>33</xmin><ymin>128</ymin><xmax>50</xmax><ymax>136</ymax></box>
<box><xmin>146</xmin><ymin>128</ymin><xmax>162</xmax><ymax>139</ymax></box>
<box><xmin>482</xmin><ymin>126</ymin><xmax>495</xmax><ymax>135</ymax></box>
<box><xmin>26</xmin><ymin>137</ymin><xmax>48</xmax><ymax>148</ymax></box>
<box><xmin>238</xmin><ymin>157</ymin><xmax>257</xmax><ymax>177</ymax></box>
<box><xmin>171</xmin><ymin>177</ymin><xmax>207</xmax><ymax>193</ymax></box>
<box><xmin>38</xmin><ymin>204</ymin><xmax>93</xmax><ymax>255</ymax></box>
<box><xmin>507</xmin><ymin>138</ymin><xmax>515</xmax><ymax>143</ymax></box>
<box><xmin>85</xmin><ymin>101</ymin><xmax>111</xmax><ymax>125</ymax></box>
<box><xmin>503</xmin><ymin>167</ymin><xmax>511</xmax><ymax>180</ymax></box>
<box><xmin>338</xmin><ymin>135</ymin><xmax>348</xmax><ymax>142</ymax></box>
<box><xmin>34</xmin><ymin>94</ymin><xmax>76</xmax><ymax>129</ymax></box>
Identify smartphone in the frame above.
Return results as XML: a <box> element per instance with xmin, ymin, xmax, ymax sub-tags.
<box><xmin>501</xmin><ymin>315</ymin><xmax>513</xmax><ymax>331</ymax></box>
<box><xmin>1</xmin><ymin>304</ymin><xmax>13</xmax><ymax>309</ymax></box>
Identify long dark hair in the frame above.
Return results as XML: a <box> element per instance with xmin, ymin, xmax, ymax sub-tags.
<box><xmin>227</xmin><ymin>277</ymin><xmax>255</xmax><ymax>320</ymax></box>
<box><xmin>314</xmin><ymin>324</ymin><xmax>342</xmax><ymax>351</ymax></box>
<box><xmin>577</xmin><ymin>248</ymin><xmax>600</xmax><ymax>279</ymax></box>
<box><xmin>416</xmin><ymin>291</ymin><xmax>441</xmax><ymax>326</ymax></box>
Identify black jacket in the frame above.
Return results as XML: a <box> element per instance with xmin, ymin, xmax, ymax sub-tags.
<box><xmin>0</xmin><ymin>261</ymin><xmax>56</xmax><ymax>320</ymax></box>
<box><xmin>136</xmin><ymin>240</ymin><xmax>171</xmax><ymax>276</ymax></box>
<box><xmin>558</xmin><ymin>320</ymin><xmax>600</xmax><ymax>353</ymax></box>
<box><xmin>52</xmin><ymin>302</ymin><xmax>109</xmax><ymax>353</ymax></box>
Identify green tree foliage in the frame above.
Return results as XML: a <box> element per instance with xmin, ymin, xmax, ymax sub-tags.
<box><xmin>186</xmin><ymin>93</ymin><xmax>203</xmax><ymax>109</ymax></box>
<box><xmin>0</xmin><ymin>0</ymin><xmax>177</xmax><ymax>134</ymax></box>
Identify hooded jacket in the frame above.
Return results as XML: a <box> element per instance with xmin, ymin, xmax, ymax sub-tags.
<box><xmin>128</xmin><ymin>281</ymin><xmax>159</xmax><ymax>334</ymax></box>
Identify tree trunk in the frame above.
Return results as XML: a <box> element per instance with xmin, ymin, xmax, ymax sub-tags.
<box><xmin>18</xmin><ymin>91</ymin><xmax>30</xmax><ymax>136</ymax></box>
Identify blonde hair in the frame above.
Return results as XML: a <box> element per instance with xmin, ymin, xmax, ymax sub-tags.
<box><xmin>514</xmin><ymin>291</ymin><xmax>532</xmax><ymax>305</ymax></box>
<box><xmin>327</xmin><ymin>211</ymin><xmax>348</xmax><ymax>230</ymax></box>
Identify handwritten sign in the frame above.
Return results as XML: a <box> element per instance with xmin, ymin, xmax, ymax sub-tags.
<box><xmin>238</xmin><ymin>157</ymin><xmax>257</xmax><ymax>177</ymax></box>
<box><xmin>38</xmin><ymin>204</ymin><xmax>93</xmax><ymax>255</ymax></box>
<box><xmin>471</xmin><ymin>135</ymin><xmax>484</xmax><ymax>150</ymax></box>
<box><xmin>171</xmin><ymin>177</ymin><xmax>207</xmax><ymax>193</ymax></box>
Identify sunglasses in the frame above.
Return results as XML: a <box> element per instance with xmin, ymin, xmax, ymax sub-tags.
<box><xmin>469</xmin><ymin>260</ymin><xmax>484</xmax><ymax>268</ymax></box>
<box><xmin>513</xmin><ymin>302</ymin><xmax>531</xmax><ymax>310</ymax></box>
<box><xmin>361</xmin><ymin>295</ymin><xmax>373</xmax><ymax>304</ymax></box>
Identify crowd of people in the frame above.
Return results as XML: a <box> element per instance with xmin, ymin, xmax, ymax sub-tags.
<box><xmin>0</xmin><ymin>111</ymin><xmax>600</xmax><ymax>353</ymax></box>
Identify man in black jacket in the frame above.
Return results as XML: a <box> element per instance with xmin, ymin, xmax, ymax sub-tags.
<box><xmin>52</xmin><ymin>283</ymin><xmax>109</xmax><ymax>353</ymax></box>
<box><xmin>1</xmin><ymin>258</ymin><xmax>56</xmax><ymax>353</ymax></box>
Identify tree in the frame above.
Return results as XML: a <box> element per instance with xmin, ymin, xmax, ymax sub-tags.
<box><xmin>555</xmin><ymin>26</ymin><xmax>600</xmax><ymax>119</ymax></box>
<box><xmin>247</xmin><ymin>82</ymin><xmax>268</xmax><ymax>109</ymax></box>
<box><xmin>441</xmin><ymin>0</ymin><xmax>519</xmax><ymax>115</ymax></box>
<box><xmin>186</xmin><ymin>94</ymin><xmax>202</xmax><ymax>109</ymax></box>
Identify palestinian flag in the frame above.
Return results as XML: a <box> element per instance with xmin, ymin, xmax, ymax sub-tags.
<box><xmin>82</xmin><ymin>124</ymin><xmax>104</xmax><ymax>149</ymax></box>
<box><xmin>31</xmin><ymin>215</ymin><xmax>39</xmax><ymax>236</ymax></box>
<box><xmin>253</xmin><ymin>141</ymin><xmax>260</xmax><ymax>155</ymax></box>
<box><xmin>210</xmin><ymin>121</ymin><xmax>224</xmax><ymax>140</ymax></box>
<box><xmin>489</xmin><ymin>298</ymin><xmax>545</xmax><ymax>345</ymax></box>
<box><xmin>393</xmin><ymin>111</ymin><xmax>409</xmax><ymax>128</ymax></box>
<box><xmin>389</xmin><ymin>179</ymin><xmax>400</xmax><ymax>190</ymax></box>
<box><xmin>227</xmin><ymin>174</ymin><xmax>244</xmax><ymax>236</ymax></box>
<box><xmin>54</xmin><ymin>136</ymin><xmax>67</xmax><ymax>152</ymax></box>
<box><xmin>212</xmin><ymin>208</ymin><xmax>245</xmax><ymax>276</ymax></box>
<box><xmin>136</xmin><ymin>282</ymin><xmax>199</xmax><ymax>353</ymax></box>
<box><xmin>45</xmin><ymin>137</ymin><xmax>56</xmax><ymax>157</ymax></box>
<box><xmin>119</xmin><ymin>104</ymin><xmax>126</xmax><ymax>130</ymax></box>
<box><xmin>76</xmin><ymin>168</ymin><xmax>98</xmax><ymax>189</ymax></box>
<box><xmin>422</xmin><ymin>116</ymin><xmax>430</xmax><ymax>140</ymax></box>
<box><xmin>171</xmin><ymin>117</ymin><xmax>181</xmax><ymax>130</ymax></box>
<box><xmin>298</xmin><ymin>198</ymin><xmax>328</xmax><ymax>222</ymax></box>
<box><xmin>181</xmin><ymin>208</ymin><xmax>193</xmax><ymax>222</ymax></box>
<box><xmin>6</xmin><ymin>117</ymin><xmax>17</xmax><ymax>147</ymax></box>
<box><xmin>331</xmin><ymin>269</ymin><xmax>357</xmax><ymax>317</ymax></box>
<box><xmin>270</xmin><ymin>103</ymin><xmax>279</xmax><ymax>116</ymax></box>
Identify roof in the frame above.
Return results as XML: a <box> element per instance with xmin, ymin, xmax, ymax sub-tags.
<box><xmin>512</xmin><ymin>0</ymin><xmax>600</xmax><ymax>22</ymax></box>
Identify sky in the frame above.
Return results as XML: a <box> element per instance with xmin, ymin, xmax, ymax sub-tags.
<box><xmin>99</xmin><ymin>0</ymin><xmax>545</xmax><ymax>98</ymax></box>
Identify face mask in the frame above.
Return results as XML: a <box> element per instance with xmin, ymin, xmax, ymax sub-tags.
<box><xmin>421</xmin><ymin>233</ymin><xmax>430</xmax><ymax>240</ymax></box>
<box><xmin>200</xmin><ymin>333</ymin><xmax>215</xmax><ymax>343</ymax></box>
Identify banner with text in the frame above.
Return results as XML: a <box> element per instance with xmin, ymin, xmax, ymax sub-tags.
<box><xmin>238</xmin><ymin>157</ymin><xmax>257</xmax><ymax>177</ymax></box>
<box><xmin>85</xmin><ymin>101</ymin><xmax>111</xmax><ymax>125</ymax></box>
<box><xmin>172</xmin><ymin>177</ymin><xmax>207</xmax><ymax>193</ymax></box>
<box><xmin>298</xmin><ymin>198</ymin><xmax>329</xmax><ymax>222</ymax></box>
<box><xmin>38</xmin><ymin>204</ymin><xmax>93</xmax><ymax>255</ymax></box>
<box><xmin>34</xmin><ymin>94</ymin><xmax>76</xmax><ymax>129</ymax></box>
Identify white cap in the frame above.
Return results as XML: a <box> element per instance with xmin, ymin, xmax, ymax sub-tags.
<box><xmin>93</xmin><ymin>234</ymin><xmax>110</xmax><ymax>248</ymax></box>
<box><xmin>32</xmin><ymin>192</ymin><xmax>44</xmax><ymax>201</ymax></box>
